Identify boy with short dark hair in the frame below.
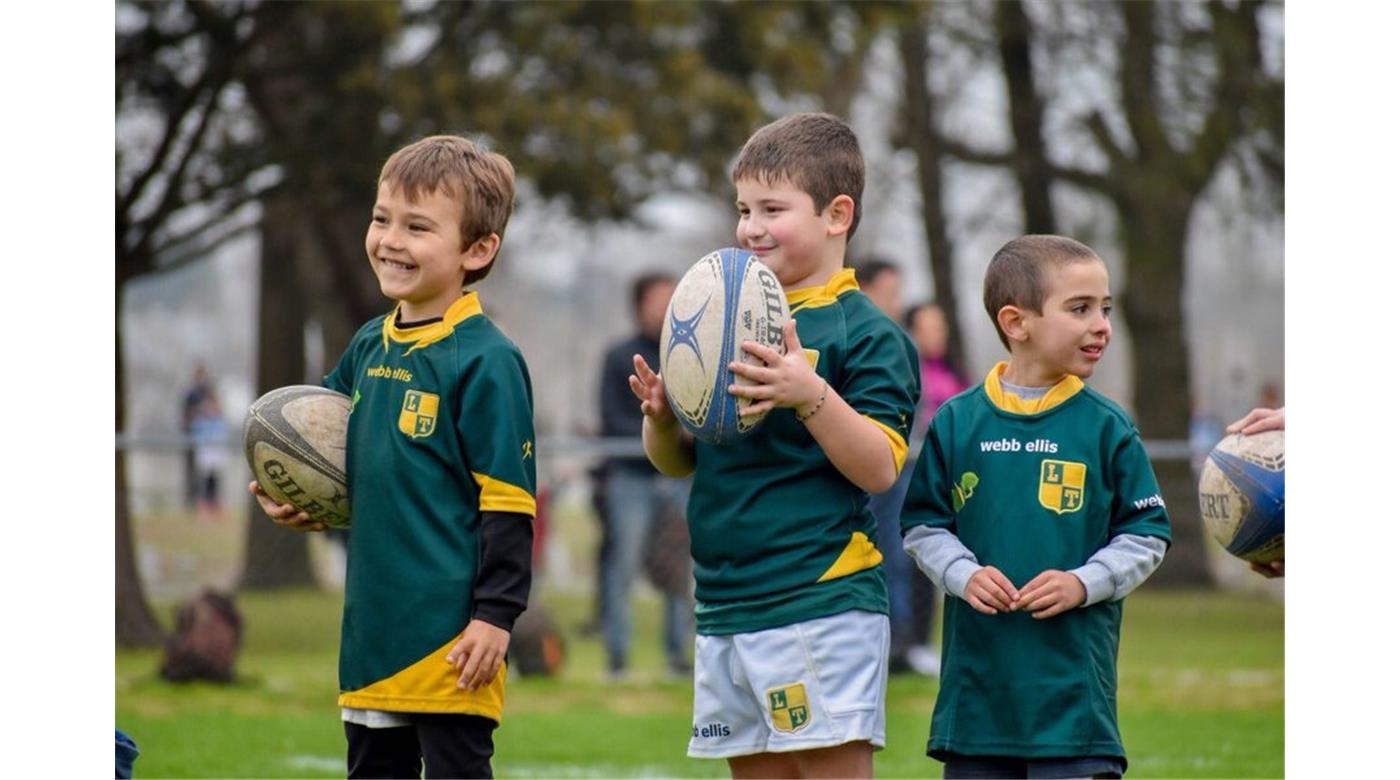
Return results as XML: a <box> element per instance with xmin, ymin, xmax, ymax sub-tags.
<box><xmin>901</xmin><ymin>234</ymin><xmax>1170</xmax><ymax>779</ymax></box>
<box><xmin>631</xmin><ymin>112</ymin><xmax>919</xmax><ymax>778</ymax></box>
<box><xmin>251</xmin><ymin>134</ymin><xmax>534</xmax><ymax>779</ymax></box>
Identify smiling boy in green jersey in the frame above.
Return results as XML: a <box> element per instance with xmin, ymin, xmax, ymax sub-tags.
<box><xmin>630</xmin><ymin>112</ymin><xmax>919</xmax><ymax>779</ymax></box>
<box><xmin>901</xmin><ymin>235</ymin><xmax>1171</xmax><ymax>779</ymax></box>
<box><xmin>250</xmin><ymin>135</ymin><xmax>535</xmax><ymax>779</ymax></box>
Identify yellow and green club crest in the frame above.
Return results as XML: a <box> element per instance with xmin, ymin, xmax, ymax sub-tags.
<box><xmin>766</xmin><ymin>682</ymin><xmax>811</xmax><ymax>733</ymax></box>
<box><xmin>398</xmin><ymin>389</ymin><xmax>440</xmax><ymax>438</ymax></box>
<box><xmin>1038</xmin><ymin>459</ymin><xmax>1086</xmax><ymax>514</ymax></box>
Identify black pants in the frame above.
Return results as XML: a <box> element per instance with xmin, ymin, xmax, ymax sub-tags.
<box><xmin>345</xmin><ymin>714</ymin><xmax>496</xmax><ymax>779</ymax></box>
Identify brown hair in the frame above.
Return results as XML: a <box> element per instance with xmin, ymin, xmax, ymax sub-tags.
<box><xmin>378</xmin><ymin>135</ymin><xmax>516</xmax><ymax>286</ymax></box>
<box><xmin>731</xmin><ymin>112</ymin><xmax>865</xmax><ymax>240</ymax></box>
<box><xmin>983</xmin><ymin>235</ymin><xmax>1102</xmax><ymax>349</ymax></box>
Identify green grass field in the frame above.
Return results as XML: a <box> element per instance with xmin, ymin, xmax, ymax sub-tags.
<box><xmin>117</xmin><ymin>585</ymin><xmax>1282</xmax><ymax>778</ymax></box>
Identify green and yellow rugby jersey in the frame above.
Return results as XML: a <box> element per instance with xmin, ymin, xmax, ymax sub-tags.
<box><xmin>323</xmin><ymin>292</ymin><xmax>535</xmax><ymax>720</ymax></box>
<box><xmin>902</xmin><ymin>362</ymin><xmax>1170</xmax><ymax>761</ymax></box>
<box><xmin>689</xmin><ymin>268</ymin><xmax>919</xmax><ymax>635</ymax></box>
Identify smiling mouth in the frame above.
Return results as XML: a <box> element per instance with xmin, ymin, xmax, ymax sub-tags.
<box><xmin>1081</xmin><ymin>344</ymin><xmax>1104</xmax><ymax>357</ymax></box>
<box><xmin>380</xmin><ymin>257</ymin><xmax>416</xmax><ymax>272</ymax></box>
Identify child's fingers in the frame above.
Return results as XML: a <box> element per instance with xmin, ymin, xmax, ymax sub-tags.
<box><xmin>457</xmin><ymin>644</ymin><xmax>485</xmax><ymax>689</ymax></box>
<box><xmin>739</xmin><ymin>340</ymin><xmax>783</xmax><ymax>366</ymax></box>
<box><xmin>470</xmin><ymin>649</ymin><xmax>502</xmax><ymax>690</ymax></box>
<box><xmin>1031</xmin><ymin>597</ymin><xmax>1072</xmax><ymax>620</ymax></box>
<box><xmin>987</xmin><ymin>568</ymin><xmax>1020</xmax><ymax>602</ymax></box>
<box><xmin>781</xmin><ymin>319</ymin><xmax>803</xmax><ymax>355</ymax></box>
<box><xmin>632</xmin><ymin>354</ymin><xmax>658</xmax><ymax>381</ymax></box>
<box><xmin>446</xmin><ymin>640</ymin><xmax>468</xmax><ymax>667</ymax></box>
<box><xmin>965</xmin><ymin>591</ymin><xmax>998</xmax><ymax>615</ymax></box>
<box><xmin>728</xmin><ymin>381</ymin><xmax>775</xmax><ymax>400</ymax></box>
<box><xmin>1016</xmin><ymin>587</ymin><xmax>1053</xmax><ymax>614</ymax></box>
<box><xmin>738</xmin><ymin>400</ymin><xmax>775</xmax><ymax>417</ymax></box>
<box><xmin>972</xmin><ymin>578</ymin><xmax>1010</xmax><ymax>611</ymax></box>
<box><xmin>728</xmin><ymin>360</ymin><xmax>778</xmax><ymax>384</ymax></box>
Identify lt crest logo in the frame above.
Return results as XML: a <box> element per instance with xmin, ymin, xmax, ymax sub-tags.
<box><xmin>766</xmin><ymin>682</ymin><xmax>811</xmax><ymax>733</ymax></box>
<box><xmin>1039</xmin><ymin>459</ymin><xmax>1086</xmax><ymax>514</ymax></box>
<box><xmin>398</xmin><ymin>389</ymin><xmax>440</xmax><ymax>438</ymax></box>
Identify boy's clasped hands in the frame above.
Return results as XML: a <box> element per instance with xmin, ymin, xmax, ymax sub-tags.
<box><xmin>965</xmin><ymin>566</ymin><xmax>1086</xmax><ymax>619</ymax></box>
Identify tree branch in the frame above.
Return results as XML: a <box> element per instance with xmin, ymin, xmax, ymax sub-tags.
<box><xmin>940</xmin><ymin>137</ymin><xmax>1014</xmax><ymax>167</ymax></box>
<box><xmin>116</xmin><ymin>70</ymin><xmax>219</xmax><ymax>228</ymax></box>
<box><xmin>149</xmin><ymin>220</ymin><xmax>261</xmax><ymax>278</ymax></box>
<box><xmin>125</xmin><ymin>77</ymin><xmax>230</xmax><ymax>263</ymax></box>
<box><xmin>1185</xmin><ymin>0</ymin><xmax>1264</xmax><ymax>194</ymax></box>
<box><xmin>1047</xmin><ymin>163</ymin><xmax>1115</xmax><ymax>196</ymax></box>
<box><xmin>146</xmin><ymin>184</ymin><xmax>271</xmax><ymax>261</ymax></box>
<box><xmin>1117</xmin><ymin>1</ymin><xmax>1172</xmax><ymax>163</ymax></box>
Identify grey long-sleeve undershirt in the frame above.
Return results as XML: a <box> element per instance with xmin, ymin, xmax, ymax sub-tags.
<box><xmin>903</xmin><ymin>525</ymin><xmax>1167</xmax><ymax>606</ymax></box>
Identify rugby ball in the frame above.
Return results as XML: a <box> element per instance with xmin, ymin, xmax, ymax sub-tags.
<box><xmin>1197</xmin><ymin>430</ymin><xmax>1284</xmax><ymax>563</ymax></box>
<box><xmin>660</xmin><ymin>248</ymin><xmax>790</xmax><ymax>445</ymax></box>
<box><xmin>244</xmin><ymin>385</ymin><xmax>351</xmax><ymax>528</ymax></box>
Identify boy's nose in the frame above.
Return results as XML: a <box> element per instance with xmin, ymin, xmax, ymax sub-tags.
<box><xmin>381</xmin><ymin>225</ymin><xmax>406</xmax><ymax>250</ymax></box>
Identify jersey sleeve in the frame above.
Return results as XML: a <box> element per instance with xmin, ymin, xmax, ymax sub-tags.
<box><xmin>1107</xmin><ymin>429</ymin><xmax>1172</xmax><ymax>544</ymax></box>
<box><xmin>900</xmin><ymin>407</ymin><xmax>958</xmax><ymax>534</ymax></box>
<box><xmin>457</xmin><ymin>345</ymin><xmax>538</xmax><ymax>517</ymax></box>
<box><xmin>323</xmin><ymin>339</ymin><xmax>358</xmax><ymax>396</ymax></box>
<box><xmin>840</xmin><ymin>318</ymin><xmax>920</xmax><ymax>473</ymax></box>
<box><xmin>324</xmin><ymin>319</ymin><xmax>378</xmax><ymax>396</ymax></box>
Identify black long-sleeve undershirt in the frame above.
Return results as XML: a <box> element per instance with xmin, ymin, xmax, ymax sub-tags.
<box><xmin>470</xmin><ymin>511</ymin><xmax>534</xmax><ymax>632</ymax></box>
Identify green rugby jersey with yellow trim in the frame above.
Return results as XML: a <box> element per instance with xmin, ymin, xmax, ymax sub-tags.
<box><xmin>689</xmin><ymin>268</ymin><xmax>919</xmax><ymax>635</ymax></box>
<box><xmin>323</xmin><ymin>292</ymin><xmax>535</xmax><ymax>720</ymax></box>
<box><xmin>902</xmin><ymin>362</ymin><xmax>1171</xmax><ymax>761</ymax></box>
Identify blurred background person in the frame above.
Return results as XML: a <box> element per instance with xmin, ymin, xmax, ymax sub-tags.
<box><xmin>189</xmin><ymin>392</ymin><xmax>229</xmax><ymax>523</ymax></box>
<box><xmin>854</xmin><ymin>259</ymin><xmax>922</xmax><ymax>673</ymax></box>
<box><xmin>180</xmin><ymin>363</ymin><xmax>215</xmax><ymax>510</ymax></box>
<box><xmin>596</xmin><ymin>272</ymin><xmax>692</xmax><ymax>679</ymax></box>
<box><xmin>902</xmin><ymin>300</ymin><xmax>971</xmax><ymax>675</ymax></box>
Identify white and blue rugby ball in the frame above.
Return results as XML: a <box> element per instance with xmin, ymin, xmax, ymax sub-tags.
<box><xmin>1197</xmin><ymin>430</ymin><xmax>1284</xmax><ymax>564</ymax></box>
<box><xmin>660</xmin><ymin>248</ymin><xmax>790</xmax><ymax>446</ymax></box>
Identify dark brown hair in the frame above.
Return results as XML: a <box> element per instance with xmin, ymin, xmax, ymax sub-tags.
<box><xmin>731</xmin><ymin>112</ymin><xmax>865</xmax><ymax>240</ymax></box>
<box><xmin>379</xmin><ymin>135</ymin><xmax>516</xmax><ymax>286</ymax></box>
<box><xmin>983</xmin><ymin>235</ymin><xmax>1102</xmax><ymax>349</ymax></box>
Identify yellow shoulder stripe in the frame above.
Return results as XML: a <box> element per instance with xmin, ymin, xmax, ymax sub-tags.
<box><xmin>381</xmin><ymin>292</ymin><xmax>484</xmax><ymax>354</ymax></box>
<box><xmin>817</xmin><ymin>531</ymin><xmax>884</xmax><ymax>583</ymax></box>
<box><xmin>337</xmin><ymin>635</ymin><xmax>506</xmax><ymax>720</ymax></box>
<box><xmin>982</xmin><ymin>361</ymin><xmax>1084</xmax><ymax>414</ymax></box>
<box><xmin>472</xmin><ymin>471</ymin><xmax>537</xmax><ymax>516</ymax></box>
<box><xmin>787</xmin><ymin>268</ymin><xmax>859</xmax><ymax>313</ymax></box>
<box><xmin>865</xmin><ymin>415</ymin><xmax>910</xmax><ymax>474</ymax></box>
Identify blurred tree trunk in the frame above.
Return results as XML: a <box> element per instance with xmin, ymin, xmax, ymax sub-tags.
<box><xmin>898</xmin><ymin>14</ymin><xmax>968</xmax><ymax>378</ymax></box>
<box><xmin>241</xmin><ymin>197</ymin><xmax>317</xmax><ymax>590</ymax></box>
<box><xmin>1116</xmin><ymin>201</ymin><xmax>1201</xmax><ymax>584</ymax></box>
<box><xmin>995</xmin><ymin>0</ymin><xmax>1056</xmax><ymax>235</ymax></box>
<box><xmin>116</xmin><ymin>311</ymin><xmax>164</xmax><ymax>648</ymax></box>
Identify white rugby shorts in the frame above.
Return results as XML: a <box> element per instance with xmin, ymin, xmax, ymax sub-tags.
<box><xmin>687</xmin><ymin>609</ymin><xmax>889</xmax><ymax>758</ymax></box>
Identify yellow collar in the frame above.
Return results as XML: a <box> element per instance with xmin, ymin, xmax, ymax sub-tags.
<box><xmin>982</xmin><ymin>361</ymin><xmax>1084</xmax><ymax>414</ymax></box>
<box><xmin>786</xmin><ymin>268</ymin><xmax>859</xmax><ymax>312</ymax></box>
<box><xmin>381</xmin><ymin>292</ymin><xmax>483</xmax><ymax>354</ymax></box>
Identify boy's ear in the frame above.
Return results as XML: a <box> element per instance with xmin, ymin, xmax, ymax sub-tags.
<box><xmin>997</xmin><ymin>304</ymin><xmax>1032</xmax><ymax>344</ymax></box>
<box><xmin>461</xmin><ymin>233</ymin><xmax>501</xmax><ymax>272</ymax></box>
<box><xmin>823</xmin><ymin>194</ymin><xmax>856</xmax><ymax>237</ymax></box>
